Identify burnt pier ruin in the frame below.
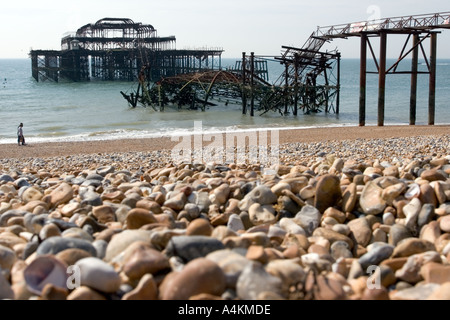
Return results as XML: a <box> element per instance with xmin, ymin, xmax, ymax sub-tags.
<box><xmin>30</xmin><ymin>18</ymin><xmax>223</xmax><ymax>82</ymax></box>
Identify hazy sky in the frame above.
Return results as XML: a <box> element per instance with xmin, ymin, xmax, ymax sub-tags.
<box><xmin>1</xmin><ymin>0</ymin><xmax>449</xmax><ymax>59</ymax></box>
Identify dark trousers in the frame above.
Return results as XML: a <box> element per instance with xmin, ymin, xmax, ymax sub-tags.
<box><xmin>18</xmin><ymin>135</ymin><xmax>25</xmax><ymax>145</ymax></box>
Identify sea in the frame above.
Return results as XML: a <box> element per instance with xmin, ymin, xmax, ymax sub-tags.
<box><xmin>0</xmin><ymin>58</ymin><xmax>449</xmax><ymax>145</ymax></box>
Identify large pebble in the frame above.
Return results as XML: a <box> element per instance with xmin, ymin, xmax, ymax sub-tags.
<box><xmin>248</xmin><ymin>203</ymin><xmax>277</xmax><ymax>226</ymax></box>
<box><xmin>313</xmin><ymin>228</ymin><xmax>353</xmax><ymax>249</ymax></box>
<box><xmin>36</xmin><ymin>237</ymin><xmax>97</xmax><ymax>257</ymax></box>
<box><xmin>342</xmin><ymin>183</ymin><xmax>357</xmax><ymax>213</ymax></box>
<box><xmin>126</xmin><ymin>208</ymin><xmax>157</xmax><ymax>230</ymax></box>
<box><xmin>46</xmin><ymin>183</ymin><xmax>73</xmax><ymax>208</ymax></box>
<box><xmin>314</xmin><ymin>175</ymin><xmax>342</xmax><ymax>213</ymax></box>
<box><xmin>123</xmin><ymin>246</ymin><xmax>170</xmax><ymax>280</ymax></box>
<box><xmin>104</xmin><ymin>230</ymin><xmax>152</xmax><ymax>262</ymax></box>
<box><xmin>0</xmin><ymin>273</ymin><xmax>14</xmax><ymax>300</ymax></box>
<box><xmin>160</xmin><ymin>258</ymin><xmax>226</xmax><ymax>300</ymax></box>
<box><xmin>206</xmin><ymin>249</ymin><xmax>251</xmax><ymax>287</ymax></box>
<box><xmin>420</xmin><ymin>262</ymin><xmax>450</xmax><ymax>284</ymax></box>
<box><xmin>404</xmin><ymin>198</ymin><xmax>422</xmax><ymax>232</ymax></box>
<box><xmin>164</xmin><ymin>236</ymin><xmax>225</xmax><ymax>263</ymax></box>
<box><xmin>358</xmin><ymin>244</ymin><xmax>394</xmax><ymax>269</ymax></box>
<box><xmin>389</xmin><ymin>224</ymin><xmax>413</xmax><ymax>246</ymax></box>
<box><xmin>239</xmin><ymin>186</ymin><xmax>277</xmax><ymax>211</ymax></box>
<box><xmin>293</xmin><ymin>205</ymin><xmax>321</xmax><ymax>236</ymax></box>
<box><xmin>439</xmin><ymin>215</ymin><xmax>450</xmax><ymax>233</ymax></box>
<box><xmin>122</xmin><ymin>274</ymin><xmax>158</xmax><ymax>300</ymax></box>
<box><xmin>360</xmin><ymin>181</ymin><xmax>386</xmax><ymax>215</ymax></box>
<box><xmin>0</xmin><ymin>245</ymin><xmax>16</xmax><ymax>271</ymax></box>
<box><xmin>391</xmin><ymin>283</ymin><xmax>440</xmax><ymax>300</ymax></box>
<box><xmin>392</xmin><ymin>238</ymin><xmax>436</xmax><ymax>258</ymax></box>
<box><xmin>236</xmin><ymin>261</ymin><xmax>284</xmax><ymax>300</ymax></box>
<box><xmin>347</xmin><ymin>217</ymin><xmax>372</xmax><ymax>247</ymax></box>
<box><xmin>266</xmin><ymin>259</ymin><xmax>306</xmax><ymax>291</ymax></box>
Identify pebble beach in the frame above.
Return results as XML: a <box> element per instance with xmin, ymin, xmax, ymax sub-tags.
<box><xmin>0</xmin><ymin>125</ymin><xmax>449</xmax><ymax>301</ymax></box>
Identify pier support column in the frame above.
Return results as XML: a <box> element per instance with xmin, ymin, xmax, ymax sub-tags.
<box><xmin>378</xmin><ymin>32</ymin><xmax>387</xmax><ymax>127</ymax></box>
<box><xmin>429</xmin><ymin>32</ymin><xmax>437</xmax><ymax>125</ymax></box>
<box><xmin>250</xmin><ymin>52</ymin><xmax>255</xmax><ymax>117</ymax></box>
<box><xmin>410</xmin><ymin>34</ymin><xmax>419</xmax><ymax>125</ymax></box>
<box><xmin>336</xmin><ymin>53</ymin><xmax>341</xmax><ymax>115</ymax></box>
<box><xmin>242</xmin><ymin>52</ymin><xmax>247</xmax><ymax>115</ymax></box>
<box><xmin>294</xmin><ymin>53</ymin><xmax>299</xmax><ymax>116</ymax></box>
<box><xmin>359</xmin><ymin>34</ymin><xmax>367</xmax><ymax>126</ymax></box>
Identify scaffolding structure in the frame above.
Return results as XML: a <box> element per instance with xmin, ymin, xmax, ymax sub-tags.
<box><xmin>30</xmin><ymin>18</ymin><xmax>223</xmax><ymax>82</ymax></box>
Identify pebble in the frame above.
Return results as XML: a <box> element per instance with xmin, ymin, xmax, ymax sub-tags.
<box><xmin>440</xmin><ymin>215</ymin><xmax>450</xmax><ymax>233</ymax></box>
<box><xmin>248</xmin><ymin>203</ymin><xmax>277</xmax><ymax>226</ymax></box>
<box><xmin>36</xmin><ymin>237</ymin><xmax>97</xmax><ymax>257</ymax></box>
<box><xmin>391</xmin><ymin>283</ymin><xmax>440</xmax><ymax>300</ymax></box>
<box><xmin>420</xmin><ymin>262</ymin><xmax>450</xmax><ymax>284</ymax></box>
<box><xmin>395</xmin><ymin>251</ymin><xmax>441</xmax><ymax>284</ymax></box>
<box><xmin>293</xmin><ymin>205</ymin><xmax>321</xmax><ymax>236</ymax></box>
<box><xmin>122</xmin><ymin>274</ymin><xmax>158</xmax><ymax>300</ymax></box>
<box><xmin>389</xmin><ymin>224</ymin><xmax>413</xmax><ymax>246</ymax></box>
<box><xmin>0</xmin><ymin>245</ymin><xmax>16</xmax><ymax>271</ymax></box>
<box><xmin>360</xmin><ymin>181</ymin><xmax>387</xmax><ymax>215</ymax></box>
<box><xmin>164</xmin><ymin>236</ymin><xmax>225</xmax><ymax>263</ymax></box>
<box><xmin>104</xmin><ymin>230</ymin><xmax>152</xmax><ymax>262</ymax></box>
<box><xmin>392</xmin><ymin>238</ymin><xmax>436</xmax><ymax>258</ymax></box>
<box><xmin>160</xmin><ymin>258</ymin><xmax>226</xmax><ymax>300</ymax></box>
<box><xmin>126</xmin><ymin>209</ymin><xmax>157</xmax><ymax>230</ymax></box>
<box><xmin>314</xmin><ymin>175</ymin><xmax>342</xmax><ymax>213</ymax></box>
<box><xmin>122</xmin><ymin>245</ymin><xmax>170</xmax><ymax>280</ymax></box>
<box><xmin>347</xmin><ymin>217</ymin><xmax>372</xmax><ymax>247</ymax></box>
<box><xmin>358</xmin><ymin>244</ymin><xmax>394</xmax><ymax>269</ymax></box>
<box><xmin>236</xmin><ymin>261</ymin><xmax>284</xmax><ymax>300</ymax></box>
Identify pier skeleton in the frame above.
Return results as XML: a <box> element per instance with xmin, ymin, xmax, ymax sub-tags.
<box><xmin>30</xmin><ymin>18</ymin><xmax>223</xmax><ymax>82</ymax></box>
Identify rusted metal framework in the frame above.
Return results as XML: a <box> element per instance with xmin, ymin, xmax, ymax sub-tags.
<box><xmin>30</xmin><ymin>18</ymin><xmax>223</xmax><ymax>82</ymax></box>
<box><xmin>122</xmin><ymin>49</ymin><xmax>340</xmax><ymax>117</ymax></box>
<box><xmin>316</xmin><ymin>11</ymin><xmax>450</xmax><ymax>126</ymax></box>
<box><xmin>121</xmin><ymin>68</ymin><xmax>244</xmax><ymax>111</ymax></box>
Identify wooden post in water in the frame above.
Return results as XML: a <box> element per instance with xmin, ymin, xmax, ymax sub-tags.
<box><xmin>410</xmin><ymin>33</ymin><xmax>419</xmax><ymax>125</ymax></box>
<box><xmin>284</xmin><ymin>63</ymin><xmax>289</xmax><ymax>115</ymax></box>
<box><xmin>359</xmin><ymin>34</ymin><xmax>367</xmax><ymax>126</ymax></box>
<box><xmin>378</xmin><ymin>32</ymin><xmax>387</xmax><ymax>127</ymax></box>
<box><xmin>429</xmin><ymin>32</ymin><xmax>437</xmax><ymax>125</ymax></box>
<box><xmin>242</xmin><ymin>52</ymin><xmax>247</xmax><ymax>115</ymax></box>
<box><xmin>294</xmin><ymin>53</ymin><xmax>299</xmax><ymax>116</ymax></box>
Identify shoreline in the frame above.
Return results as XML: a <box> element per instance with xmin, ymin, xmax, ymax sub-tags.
<box><xmin>0</xmin><ymin>124</ymin><xmax>448</xmax><ymax>160</ymax></box>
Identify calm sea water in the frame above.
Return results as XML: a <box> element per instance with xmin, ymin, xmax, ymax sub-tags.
<box><xmin>0</xmin><ymin>58</ymin><xmax>449</xmax><ymax>145</ymax></box>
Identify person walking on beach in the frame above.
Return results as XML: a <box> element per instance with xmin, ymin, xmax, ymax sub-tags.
<box><xmin>17</xmin><ymin>123</ymin><xmax>26</xmax><ymax>146</ymax></box>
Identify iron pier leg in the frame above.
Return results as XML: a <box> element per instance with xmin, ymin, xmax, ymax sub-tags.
<box><xmin>410</xmin><ymin>34</ymin><xmax>419</xmax><ymax>126</ymax></box>
<box><xmin>359</xmin><ymin>34</ymin><xmax>367</xmax><ymax>127</ymax></box>
<box><xmin>378</xmin><ymin>32</ymin><xmax>387</xmax><ymax>127</ymax></box>
<box><xmin>242</xmin><ymin>52</ymin><xmax>247</xmax><ymax>115</ymax></box>
<box><xmin>336</xmin><ymin>54</ymin><xmax>341</xmax><ymax>115</ymax></box>
<box><xmin>429</xmin><ymin>32</ymin><xmax>437</xmax><ymax>125</ymax></box>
